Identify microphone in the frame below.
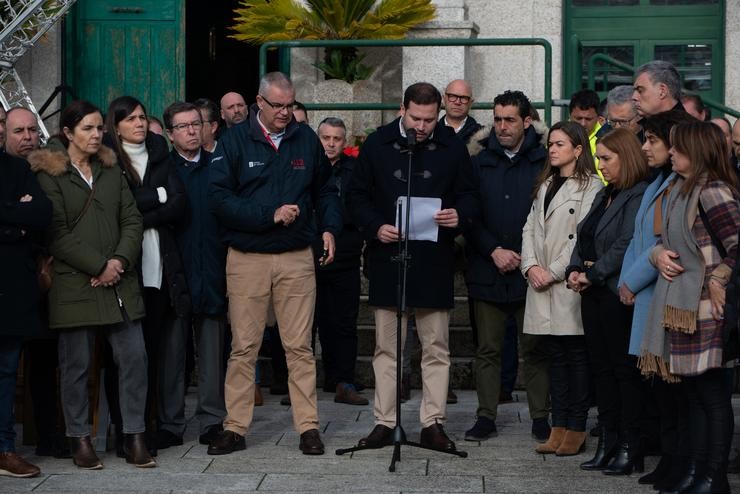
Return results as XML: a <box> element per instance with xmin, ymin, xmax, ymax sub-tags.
<box><xmin>406</xmin><ymin>128</ymin><xmax>417</xmax><ymax>148</ymax></box>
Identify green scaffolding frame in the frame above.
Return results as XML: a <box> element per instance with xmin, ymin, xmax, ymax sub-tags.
<box><xmin>258</xmin><ymin>38</ymin><xmax>554</xmax><ymax>125</ymax></box>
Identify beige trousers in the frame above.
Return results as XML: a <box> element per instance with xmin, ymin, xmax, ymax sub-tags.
<box><xmin>223</xmin><ymin>247</ymin><xmax>319</xmax><ymax>435</ymax></box>
<box><xmin>373</xmin><ymin>307</ymin><xmax>450</xmax><ymax>428</ymax></box>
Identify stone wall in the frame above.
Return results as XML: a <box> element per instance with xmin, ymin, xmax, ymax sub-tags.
<box><xmin>725</xmin><ymin>1</ymin><xmax>740</xmax><ymax>118</ymax></box>
<box><xmin>14</xmin><ymin>25</ymin><xmax>63</xmax><ymax>135</ymax></box>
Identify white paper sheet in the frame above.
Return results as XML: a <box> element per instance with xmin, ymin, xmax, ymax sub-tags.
<box><xmin>395</xmin><ymin>196</ymin><xmax>442</xmax><ymax>242</ymax></box>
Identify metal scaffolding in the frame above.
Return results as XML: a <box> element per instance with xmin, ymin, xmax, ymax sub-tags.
<box><xmin>0</xmin><ymin>0</ymin><xmax>77</xmax><ymax>138</ymax></box>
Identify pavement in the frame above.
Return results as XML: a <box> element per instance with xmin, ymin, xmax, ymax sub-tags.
<box><xmin>3</xmin><ymin>389</ymin><xmax>740</xmax><ymax>493</ymax></box>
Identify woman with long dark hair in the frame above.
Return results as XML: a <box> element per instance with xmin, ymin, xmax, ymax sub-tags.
<box><xmin>104</xmin><ymin>96</ymin><xmax>190</xmax><ymax>452</ymax></box>
<box><xmin>566</xmin><ymin>128</ymin><xmax>650</xmax><ymax>475</ymax></box>
<box><xmin>644</xmin><ymin>121</ymin><xmax>739</xmax><ymax>493</ymax></box>
<box><xmin>521</xmin><ymin>121</ymin><xmax>602</xmax><ymax>456</ymax></box>
<box><xmin>617</xmin><ymin>110</ymin><xmax>695</xmax><ymax>489</ymax></box>
<box><xmin>29</xmin><ymin>100</ymin><xmax>154</xmax><ymax>469</ymax></box>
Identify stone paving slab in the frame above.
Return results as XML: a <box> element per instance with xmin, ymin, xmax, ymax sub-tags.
<box><xmin>1</xmin><ymin>390</ymin><xmax>739</xmax><ymax>493</ymax></box>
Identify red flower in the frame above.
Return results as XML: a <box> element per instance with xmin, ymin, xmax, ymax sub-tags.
<box><xmin>343</xmin><ymin>146</ymin><xmax>360</xmax><ymax>158</ymax></box>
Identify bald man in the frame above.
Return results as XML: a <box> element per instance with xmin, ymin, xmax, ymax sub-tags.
<box><xmin>5</xmin><ymin>108</ymin><xmax>40</xmax><ymax>158</ymax></box>
<box><xmin>220</xmin><ymin>92</ymin><xmax>247</xmax><ymax>128</ymax></box>
<box><xmin>440</xmin><ymin>79</ymin><xmax>482</xmax><ymax>143</ymax></box>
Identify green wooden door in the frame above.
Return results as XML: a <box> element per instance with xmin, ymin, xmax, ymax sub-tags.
<box><xmin>65</xmin><ymin>0</ymin><xmax>184</xmax><ymax>123</ymax></box>
<box><xmin>563</xmin><ymin>0</ymin><xmax>725</xmax><ymax>108</ymax></box>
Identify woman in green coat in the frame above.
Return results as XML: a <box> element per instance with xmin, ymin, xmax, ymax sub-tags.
<box><xmin>29</xmin><ymin>100</ymin><xmax>155</xmax><ymax>470</ymax></box>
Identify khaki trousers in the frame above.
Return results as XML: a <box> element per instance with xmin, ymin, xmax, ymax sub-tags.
<box><xmin>223</xmin><ymin>247</ymin><xmax>319</xmax><ymax>435</ymax></box>
<box><xmin>373</xmin><ymin>308</ymin><xmax>450</xmax><ymax>428</ymax></box>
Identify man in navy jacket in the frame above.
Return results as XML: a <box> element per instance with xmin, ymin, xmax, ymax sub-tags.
<box><xmin>208</xmin><ymin>72</ymin><xmax>342</xmax><ymax>456</ymax></box>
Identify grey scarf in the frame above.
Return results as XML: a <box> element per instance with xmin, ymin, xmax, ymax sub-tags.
<box><xmin>639</xmin><ymin>175</ymin><xmax>706</xmax><ymax>380</ymax></box>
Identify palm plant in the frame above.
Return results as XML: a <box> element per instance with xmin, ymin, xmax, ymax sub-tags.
<box><xmin>231</xmin><ymin>0</ymin><xmax>436</xmax><ymax>83</ymax></box>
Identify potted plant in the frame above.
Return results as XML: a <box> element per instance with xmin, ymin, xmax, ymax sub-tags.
<box><xmin>230</xmin><ymin>0</ymin><xmax>436</xmax><ymax>84</ymax></box>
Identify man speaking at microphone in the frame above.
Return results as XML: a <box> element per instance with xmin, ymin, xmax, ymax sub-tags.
<box><xmin>348</xmin><ymin>82</ymin><xmax>479</xmax><ymax>452</ymax></box>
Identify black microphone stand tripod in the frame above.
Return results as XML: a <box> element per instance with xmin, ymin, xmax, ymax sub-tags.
<box><xmin>335</xmin><ymin>129</ymin><xmax>468</xmax><ymax>472</ymax></box>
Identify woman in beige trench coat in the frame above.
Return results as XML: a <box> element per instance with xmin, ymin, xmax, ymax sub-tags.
<box><xmin>520</xmin><ymin>121</ymin><xmax>602</xmax><ymax>456</ymax></box>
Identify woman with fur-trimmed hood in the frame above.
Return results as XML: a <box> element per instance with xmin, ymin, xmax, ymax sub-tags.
<box><xmin>28</xmin><ymin>100</ymin><xmax>154</xmax><ymax>470</ymax></box>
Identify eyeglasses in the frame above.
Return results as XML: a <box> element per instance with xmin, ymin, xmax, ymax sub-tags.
<box><xmin>260</xmin><ymin>95</ymin><xmax>295</xmax><ymax>113</ymax></box>
<box><xmin>608</xmin><ymin>116</ymin><xmax>638</xmax><ymax>127</ymax></box>
<box><xmin>170</xmin><ymin>121</ymin><xmax>203</xmax><ymax>132</ymax></box>
<box><xmin>445</xmin><ymin>93</ymin><xmax>472</xmax><ymax>104</ymax></box>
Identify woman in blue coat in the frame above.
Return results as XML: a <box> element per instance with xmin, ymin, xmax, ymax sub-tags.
<box><xmin>617</xmin><ymin>110</ymin><xmax>695</xmax><ymax>489</ymax></box>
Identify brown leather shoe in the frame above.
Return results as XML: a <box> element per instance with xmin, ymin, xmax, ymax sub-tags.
<box><xmin>334</xmin><ymin>383</ymin><xmax>369</xmax><ymax>405</ymax></box>
<box><xmin>0</xmin><ymin>452</ymin><xmax>40</xmax><ymax>477</ymax></box>
<box><xmin>207</xmin><ymin>430</ymin><xmax>246</xmax><ymax>456</ymax></box>
<box><xmin>71</xmin><ymin>436</ymin><xmax>103</xmax><ymax>470</ymax></box>
<box><xmin>536</xmin><ymin>426</ymin><xmax>566</xmax><ymax>454</ymax></box>
<box><xmin>358</xmin><ymin>424</ymin><xmax>394</xmax><ymax>449</ymax></box>
<box><xmin>420</xmin><ymin>422</ymin><xmax>456</xmax><ymax>452</ymax></box>
<box><xmin>124</xmin><ymin>433</ymin><xmax>157</xmax><ymax>468</ymax></box>
<box><xmin>255</xmin><ymin>385</ymin><xmax>264</xmax><ymax>406</ymax></box>
<box><xmin>299</xmin><ymin>429</ymin><xmax>325</xmax><ymax>455</ymax></box>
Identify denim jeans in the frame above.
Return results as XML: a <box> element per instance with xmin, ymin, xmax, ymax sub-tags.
<box><xmin>0</xmin><ymin>336</ymin><xmax>24</xmax><ymax>452</ymax></box>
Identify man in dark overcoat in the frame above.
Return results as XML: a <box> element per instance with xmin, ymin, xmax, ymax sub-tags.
<box><xmin>0</xmin><ymin>148</ymin><xmax>51</xmax><ymax>477</ymax></box>
<box><xmin>348</xmin><ymin>82</ymin><xmax>479</xmax><ymax>452</ymax></box>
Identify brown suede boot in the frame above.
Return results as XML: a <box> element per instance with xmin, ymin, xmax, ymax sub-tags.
<box><xmin>556</xmin><ymin>430</ymin><xmax>587</xmax><ymax>456</ymax></box>
<box><xmin>535</xmin><ymin>426</ymin><xmax>566</xmax><ymax>454</ymax></box>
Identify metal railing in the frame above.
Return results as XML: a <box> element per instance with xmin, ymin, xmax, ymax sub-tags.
<box><xmin>586</xmin><ymin>53</ymin><xmax>739</xmax><ymax>119</ymax></box>
<box><xmin>258</xmin><ymin>38</ymin><xmax>554</xmax><ymax>125</ymax></box>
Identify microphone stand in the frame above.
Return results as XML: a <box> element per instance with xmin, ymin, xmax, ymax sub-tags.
<box><xmin>335</xmin><ymin>129</ymin><xmax>467</xmax><ymax>471</ymax></box>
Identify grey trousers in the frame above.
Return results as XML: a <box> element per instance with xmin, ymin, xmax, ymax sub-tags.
<box><xmin>58</xmin><ymin>319</ymin><xmax>148</xmax><ymax>437</ymax></box>
<box><xmin>194</xmin><ymin>315</ymin><xmax>226</xmax><ymax>432</ymax></box>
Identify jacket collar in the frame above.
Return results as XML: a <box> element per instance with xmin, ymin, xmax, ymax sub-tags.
<box><xmin>376</xmin><ymin>117</ymin><xmax>455</xmax><ymax>149</ymax></box>
<box><xmin>594</xmin><ymin>180</ymin><xmax>648</xmax><ymax>236</ymax></box>
<box><xmin>27</xmin><ymin>137</ymin><xmax>117</xmax><ymax>177</ymax></box>
<box><xmin>482</xmin><ymin>125</ymin><xmax>545</xmax><ymax>165</ymax></box>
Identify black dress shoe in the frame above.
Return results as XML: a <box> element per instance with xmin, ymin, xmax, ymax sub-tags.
<box><xmin>155</xmin><ymin>429</ymin><xmax>183</xmax><ymax>450</ymax></box>
<box><xmin>199</xmin><ymin>424</ymin><xmax>224</xmax><ymax>445</ymax></box>
<box><xmin>580</xmin><ymin>428</ymin><xmax>618</xmax><ymax>470</ymax></box>
<box><xmin>207</xmin><ymin>430</ymin><xmax>246</xmax><ymax>456</ymax></box>
<box><xmin>358</xmin><ymin>425</ymin><xmax>394</xmax><ymax>449</ymax></box>
<box><xmin>299</xmin><ymin>429</ymin><xmax>325</xmax><ymax>455</ymax></box>
<box><xmin>124</xmin><ymin>433</ymin><xmax>157</xmax><ymax>468</ymax></box>
<box><xmin>603</xmin><ymin>442</ymin><xmax>644</xmax><ymax>476</ymax></box>
<box><xmin>420</xmin><ymin>422</ymin><xmax>456</xmax><ymax>452</ymax></box>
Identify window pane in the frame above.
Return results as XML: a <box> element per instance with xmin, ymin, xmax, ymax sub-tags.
<box><xmin>654</xmin><ymin>44</ymin><xmax>712</xmax><ymax>91</ymax></box>
<box><xmin>572</xmin><ymin>0</ymin><xmax>638</xmax><ymax>5</ymax></box>
<box><xmin>581</xmin><ymin>46</ymin><xmax>635</xmax><ymax>91</ymax></box>
<box><xmin>650</xmin><ymin>0</ymin><xmax>717</xmax><ymax>5</ymax></box>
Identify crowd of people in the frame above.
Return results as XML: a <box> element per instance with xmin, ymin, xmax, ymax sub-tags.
<box><xmin>1</xmin><ymin>59</ymin><xmax>740</xmax><ymax>494</ymax></box>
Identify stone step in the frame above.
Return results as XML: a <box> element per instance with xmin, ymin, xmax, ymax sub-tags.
<box><xmin>356</xmin><ymin>324</ymin><xmax>476</xmax><ymax>357</ymax></box>
<box><xmin>357</xmin><ymin>295</ymin><xmax>472</xmax><ymax>327</ymax></box>
<box><xmin>257</xmin><ymin>355</ymin><xmax>476</xmax><ymax>391</ymax></box>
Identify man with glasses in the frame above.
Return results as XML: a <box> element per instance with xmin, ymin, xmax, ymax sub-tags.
<box><xmin>441</xmin><ymin>79</ymin><xmax>482</xmax><ymax>144</ymax></box>
<box><xmin>163</xmin><ymin>101</ymin><xmax>229</xmax><ymax>449</ymax></box>
<box><xmin>220</xmin><ymin>92</ymin><xmax>247</xmax><ymax>128</ymax></box>
<box><xmin>208</xmin><ymin>72</ymin><xmax>341</xmax><ymax>456</ymax></box>
<box><xmin>194</xmin><ymin>98</ymin><xmax>220</xmax><ymax>153</ymax></box>
<box><xmin>606</xmin><ymin>85</ymin><xmax>643</xmax><ymax>140</ymax></box>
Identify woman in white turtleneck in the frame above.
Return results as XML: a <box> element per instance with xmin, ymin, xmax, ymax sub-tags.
<box><xmin>104</xmin><ymin>96</ymin><xmax>191</xmax><ymax>455</ymax></box>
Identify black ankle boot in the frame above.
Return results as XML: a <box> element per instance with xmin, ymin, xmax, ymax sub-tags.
<box><xmin>639</xmin><ymin>454</ymin><xmax>672</xmax><ymax>485</ymax></box>
<box><xmin>655</xmin><ymin>456</ymin><xmax>690</xmax><ymax>491</ymax></box>
<box><xmin>659</xmin><ymin>460</ymin><xmax>701</xmax><ymax>494</ymax></box>
<box><xmin>603</xmin><ymin>442</ymin><xmax>645</xmax><ymax>476</ymax></box>
<box><xmin>684</xmin><ymin>473</ymin><xmax>730</xmax><ymax>494</ymax></box>
<box><xmin>580</xmin><ymin>428</ymin><xmax>618</xmax><ymax>470</ymax></box>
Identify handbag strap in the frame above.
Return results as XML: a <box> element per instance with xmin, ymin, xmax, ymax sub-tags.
<box><xmin>71</xmin><ymin>184</ymin><xmax>96</xmax><ymax>229</ymax></box>
<box><xmin>698</xmin><ymin>200</ymin><xmax>727</xmax><ymax>259</ymax></box>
